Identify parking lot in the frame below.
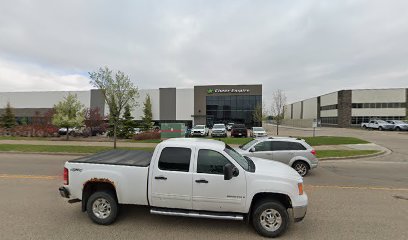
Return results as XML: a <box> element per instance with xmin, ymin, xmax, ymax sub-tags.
<box><xmin>0</xmin><ymin>127</ymin><xmax>408</xmax><ymax>240</ymax></box>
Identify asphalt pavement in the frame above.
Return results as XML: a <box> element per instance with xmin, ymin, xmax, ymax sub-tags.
<box><xmin>0</xmin><ymin>127</ymin><xmax>408</xmax><ymax>239</ymax></box>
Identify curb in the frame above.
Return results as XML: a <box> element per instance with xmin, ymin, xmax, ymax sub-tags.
<box><xmin>319</xmin><ymin>150</ymin><xmax>390</xmax><ymax>161</ymax></box>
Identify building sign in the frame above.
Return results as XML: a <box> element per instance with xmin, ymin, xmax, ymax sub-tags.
<box><xmin>207</xmin><ymin>88</ymin><xmax>250</xmax><ymax>94</ymax></box>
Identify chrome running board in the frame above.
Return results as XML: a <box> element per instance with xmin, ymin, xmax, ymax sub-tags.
<box><xmin>150</xmin><ymin>208</ymin><xmax>244</xmax><ymax>221</ymax></box>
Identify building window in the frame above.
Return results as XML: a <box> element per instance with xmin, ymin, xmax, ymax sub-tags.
<box><xmin>320</xmin><ymin>117</ymin><xmax>338</xmax><ymax>125</ymax></box>
<box><xmin>206</xmin><ymin>95</ymin><xmax>261</xmax><ymax>126</ymax></box>
<box><xmin>351</xmin><ymin>116</ymin><xmax>406</xmax><ymax>125</ymax></box>
<box><xmin>320</xmin><ymin>104</ymin><xmax>338</xmax><ymax>111</ymax></box>
<box><xmin>351</xmin><ymin>102</ymin><xmax>406</xmax><ymax>108</ymax></box>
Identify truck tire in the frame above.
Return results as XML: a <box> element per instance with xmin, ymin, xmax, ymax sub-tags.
<box><xmin>362</xmin><ymin>125</ymin><xmax>367</xmax><ymax>129</ymax></box>
<box><xmin>378</xmin><ymin>126</ymin><xmax>383</xmax><ymax>131</ymax></box>
<box><xmin>86</xmin><ymin>191</ymin><xmax>118</xmax><ymax>225</ymax></box>
<box><xmin>252</xmin><ymin>200</ymin><xmax>289</xmax><ymax>238</ymax></box>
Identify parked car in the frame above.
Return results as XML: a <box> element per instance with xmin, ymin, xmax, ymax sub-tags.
<box><xmin>226</xmin><ymin>123</ymin><xmax>235</xmax><ymax>131</ymax></box>
<box><xmin>59</xmin><ymin>138</ymin><xmax>308</xmax><ymax>238</ymax></box>
<box><xmin>211</xmin><ymin>124</ymin><xmax>227</xmax><ymax>137</ymax></box>
<box><xmin>191</xmin><ymin>125</ymin><xmax>209</xmax><ymax>137</ymax></box>
<box><xmin>134</xmin><ymin>128</ymin><xmax>142</xmax><ymax>135</ymax></box>
<box><xmin>236</xmin><ymin>137</ymin><xmax>318</xmax><ymax>177</ymax></box>
<box><xmin>58</xmin><ymin>127</ymin><xmax>80</xmax><ymax>136</ymax></box>
<box><xmin>386</xmin><ymin>120</ymin><xmax>408</xmax><ymax>131</ymax></box>
<box><xmin>231</xmin><ymin>124</ymin><xmax>247</xmax><ymax>137</ymax></box>
<box><xmin>361</xmin><ymin>120</ymin><xmax>394</xmax><ymax>131</ymax></box>
<box><xmin>250</xmin><ymin>127</ymin><xmax>267</xmax><ymax>138</ymax></box>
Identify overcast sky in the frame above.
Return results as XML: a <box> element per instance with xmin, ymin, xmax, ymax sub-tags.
<box><xmin>0</xmin><ymin>0</ymin><xmax>407</xmax><ymax>106</ymax></box>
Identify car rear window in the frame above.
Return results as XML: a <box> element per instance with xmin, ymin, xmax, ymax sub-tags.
<box><xmin>271</xmin><ymin>141</ymin><xmax>306</xmax><ymax>151</ymax></box>
<box><xmin>158</xmin><ymin>147</ymin><xmax>191</xmax><ymax>172</ymax></box>
<box><xmin>233</xmin><ymin>124</ymin><xmax>245</xmax><ymax>128</ymax></box>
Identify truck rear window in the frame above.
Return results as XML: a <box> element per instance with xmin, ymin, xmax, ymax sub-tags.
<box><xmin>158</xmin><ymin>147</ymin><xmax>191</xmax><ymax>172</ymax></box>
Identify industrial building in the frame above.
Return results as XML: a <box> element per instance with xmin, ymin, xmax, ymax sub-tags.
<box><xmin>0</xmin><ymin>84</ymin><xmax>262</xmax><ymax>127</ymax></box>
<box><xmin>284</xmin><ymin>88</ymin><xmax>408</xmax><ymax>127</ymax></box>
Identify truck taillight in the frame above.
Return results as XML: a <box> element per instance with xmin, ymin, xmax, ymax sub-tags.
<box><xmin>63</xmin><ymin>167</ymin><xmax>69</xmax><ymax>185</ymax></box>
<box><xmin>311</xmin><ymin>149</ymin><xmax>316</xmax><ymax>156</ymax></box>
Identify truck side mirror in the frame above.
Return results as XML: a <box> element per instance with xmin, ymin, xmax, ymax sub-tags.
<box><xmin>223</xmin><ymin>164</ymin><xmax>233</xmax><ymax>180</ymax></box>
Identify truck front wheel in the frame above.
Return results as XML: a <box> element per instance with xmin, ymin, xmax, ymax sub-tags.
<box><xmin>86</xmin><ymin>191</ymin><xmax>118</xmax><ymax>225</ymax></box>
<box><xmin>252</xmin><ymin>200</ymin><xmax>289</xmax><ymax>238</ymax></box>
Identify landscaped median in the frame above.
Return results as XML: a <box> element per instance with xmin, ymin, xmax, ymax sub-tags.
<box><xmin>316</xmin><ymin>150</ymin><xmax>382</xmax><ymax>159</ymax></box>
<box><xmin>0</xmin><ymin>135</ymin><xmax>386</xmax><ymax>160</ymax></box>
<box><xmin>0</xmin><ymin>144</ymin><xmax>154</xmax><ymax>154</ymax></box>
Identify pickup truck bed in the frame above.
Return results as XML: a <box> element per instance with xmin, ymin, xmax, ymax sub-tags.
<box><xmin>69</xmin><ymin>150</ymin><xmax>152</xmax><ymax>167</ymax></box>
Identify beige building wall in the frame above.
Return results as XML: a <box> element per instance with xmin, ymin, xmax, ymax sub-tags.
<box><xmin>320</xmin><ymin>92</ymin><xmax>338</xmax><ymax>106</ymax></box>
<box><xmin>292</xmin><ymin>102</ymin><xmax>302</xmax><ymax>119</ymax></box>
<box><xmin>176</xmin><ymin>88</ymin><xmax>194</xmax><ymax>120</ymax></box>
<box><xmin>352</xmin><ymin>108</ymin><xmax>406</xmax><ymax>117</ymax></box>
<box><xmin>321</xmin><ymin>109</ymin><xmax>338</xmax><ymax>117</ymax></box>
<box><xmin>302</xmin><ymin>97</ymin><xmax>318</xmax><ymax>119</ymax></box>
<box><xmin>284</xmin><ymin>105</ymin><xmax>292</xmax><ymax>119</ymax></box>
<box><xmin>352</xmin><ymin>89</ymin><xmax>406</xmax><ymax>103</ymax></box>
<box><xmin>0</xmin><ymin>91</ymin><xmax>91</xmax><ymax>108</ymax></box>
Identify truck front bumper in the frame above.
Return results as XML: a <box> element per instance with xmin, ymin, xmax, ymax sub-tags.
<box><xmin>293</xmin><ymin>205</ymin><xmax>307</xmax><ymax>222</ymax></box>
<box><xmin>59</xmin><ymin>186</ymin><xmax>70</xmax><ymax>198</ymax></box>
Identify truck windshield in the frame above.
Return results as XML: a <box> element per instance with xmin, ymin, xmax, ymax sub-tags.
<box><xmin>224</xmin><ymin>145</ymin><xmax>253</xmax><ymax>172</ymax></box>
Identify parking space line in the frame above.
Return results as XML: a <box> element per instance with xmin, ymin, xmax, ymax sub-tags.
<box><xmin>0</xmin><ymin>174</ymin><xmax>60</xmax><ymax>180</ymax></box>
<box><xmin>306</xmin><ymin>185</ymin><xmax>408</xmax><ymax>192</ymax></box>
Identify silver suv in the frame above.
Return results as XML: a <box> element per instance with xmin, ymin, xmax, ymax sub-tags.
<box><xmin>236</xmin><ymin>137</ymin><xmax>318</xmax><ymax>176</ymax></box>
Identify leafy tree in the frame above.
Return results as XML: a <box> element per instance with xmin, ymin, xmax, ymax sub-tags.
<box><xmin>271</xmin><ymin>89</ymin><xmax>287</xmax><ymax>135</ymax></box>
<box><xmin>141</xmin><ymin>94</ymin><xmax>153</xmax><ymax>131</ymax></box>
<box><xmin>84</xmin><ymin>107</ymin><xmax>105</xmax><ymax>136</ymax></box>
<box><xmin>252</xmin><ymin>103</ymin><xmax>266</xmax><ymax>127</ymax></box>
<box><xmin>118</xmin><ymin>105</ymin><xmax>135</xmax><ymax>138</ymax></box>
<box><xmin>52</xmin><ymin>94</ymin><xmax>85</xmax><ymax>140</ymax></box>
<box><xmin>89</xmin><ymin>67</ymin><xmax>139</xmax><ymax>148</ymax></box>
<box><xmin>1</xmin><ymin>102</ymin><xmax>16</xmax><ymax>129</ymax></box>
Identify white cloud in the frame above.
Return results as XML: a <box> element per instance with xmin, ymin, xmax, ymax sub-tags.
<box><xmin>0</xmin><ymin>58</ymin><xmax>91</xmax><ymax>92</ymax></box>
<box><xmin>0</xmin><ymin>0</ymin><xmax>407</xmax><ymax>103</ymax></box>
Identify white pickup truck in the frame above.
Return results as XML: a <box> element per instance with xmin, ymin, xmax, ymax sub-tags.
<box><xmin>59</xmin><ymin>138</ymin><xmax>307</xmax><ymax>238</ymax></box>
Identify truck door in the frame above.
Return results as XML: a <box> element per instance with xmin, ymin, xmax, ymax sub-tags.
<box><xmin>150</xmin><ymin>147</ymin><xmax>193</xmax><ymax>209</ymax></box>
<box><xmin>192</xmin><ymin>149</ymin><xmax>246</xmax><ymax>212</ymax></box>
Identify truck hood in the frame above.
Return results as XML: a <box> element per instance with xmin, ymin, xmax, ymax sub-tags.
<box><xmin>250</xmin><ymin>157</ymin><xmax>302</xmax><ymax>181</ymax></box>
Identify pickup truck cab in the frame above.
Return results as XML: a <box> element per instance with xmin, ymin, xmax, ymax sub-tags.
<box><xmin>59</xmin><ymin>138</ymin><xmax>307</xmax><ymax>238</ymax></box>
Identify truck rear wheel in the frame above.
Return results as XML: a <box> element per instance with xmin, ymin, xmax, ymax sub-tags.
<box><xmin>86</xmin><ymin>191</ymin><xmax>118</xmax><ymax>225</ymax></box>
<box><xmin>252</xmin><ymin>200</ymin><xmax>289</xmax><ymax>238</ymax></box>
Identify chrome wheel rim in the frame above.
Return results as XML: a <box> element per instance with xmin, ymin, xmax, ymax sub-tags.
<box><xmin>294</xmin><ymin>163</ymin><xmax>307</xmax><ymax>176</ymax></box>
<box><xmin>92</xmin><ymin>198</ymin><xmax>111</xmax><ymax>219</ymax></box>
<box><xmin>260</xmin><ymin>209</ymin><xmax>282</xmax><ymax>232</ymax></box>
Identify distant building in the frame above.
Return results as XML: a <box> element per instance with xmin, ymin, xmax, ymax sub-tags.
<box><xmin>284</xmin><ymin>88</ymin><xmax>408</xmax><ymax>127</ymax></box>
<box><xmin>0</xmin><ymin>84</ymin><xmax>262</xmax><ymax>127</ymax></box>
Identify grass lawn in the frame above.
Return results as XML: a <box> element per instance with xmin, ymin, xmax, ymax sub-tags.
<box><xmin>0</xmin><ymin>144</ymin><xmax>154</xmax><ymax>154</ymax></box>
<box><xmin>211</xmin><ymin>137</ymin><xmax>253</xmax><ymax>145</ymax></box>
<box><xmin>316</xmin><ymin>150</ymin><xmax>380</xmax><ymax>158</ymax></box>
<box><xmin>299</xmin><ymin>136</ymin><xmax>370</xmax><ymax>146</ymax></box>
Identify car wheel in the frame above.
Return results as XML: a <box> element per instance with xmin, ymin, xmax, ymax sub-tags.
<box><xmin>87</xmin><ymin>191</ymin><xmax>118</xmax><ymax>225</ymax></box>
<box><xmin>378</xmin><ymin>126</ymin><xmax>383</xmax><ymax>131</ymax></box>
<box><xmin>252</xmin><ymin>200</ymin><xmax>289</xmax><ymax>238</ymax></box>
<box><xmin>396</xmin><ymin>127</ymin><xmax>401</xmax><ymax>131</ymax></box>
<box><xmin>362</xmin><ymin>125</ymin><xmax>367</xmax><ymax>129</ymax></box>
<box><xmin>292</xmin><ymin>161</ymin><xmax>309</xmax><ymax>177</ymax></box>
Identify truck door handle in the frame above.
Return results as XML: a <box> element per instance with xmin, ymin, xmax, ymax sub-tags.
<box><xmin>195</xmin><ymin>179</ymin><xmax>208</xmax><ymax>183</ymax></box>
<box><xmin>155</xmin><ymin>176</ymin><xmax>167</xmax><ymax>180</ymax></box>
